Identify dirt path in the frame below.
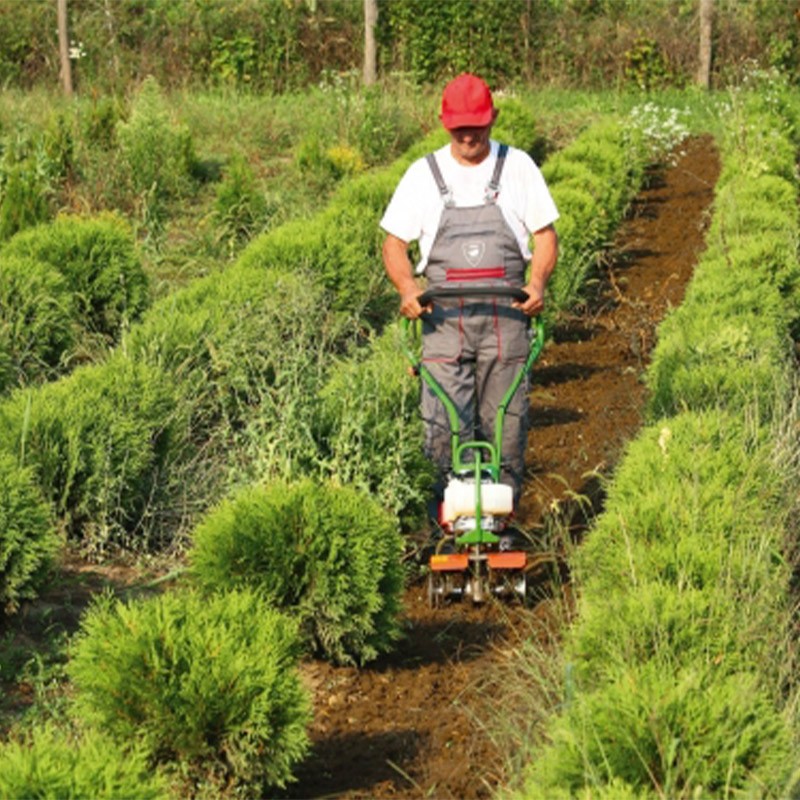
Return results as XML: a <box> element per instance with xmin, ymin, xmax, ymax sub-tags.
<box><xmin>286</xmin><ymin>135</ymin><xmax>720</xmax><ymax>800</ymax></box>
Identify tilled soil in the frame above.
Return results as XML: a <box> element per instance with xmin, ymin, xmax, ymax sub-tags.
<box><xmin>286</xmin><ymin>135</ymin><xmax>720</xmax><ymax>800</ymax></box>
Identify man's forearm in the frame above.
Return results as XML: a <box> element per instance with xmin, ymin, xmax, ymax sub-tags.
<box><xmin>383</xmin><ymin>233</ymin><xmax>425</xmax><ymax>318</ymax></box>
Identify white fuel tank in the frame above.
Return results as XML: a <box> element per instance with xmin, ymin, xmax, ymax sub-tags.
<box><xmin>442</xmin><ymin>479</ymin><xmax>513</xmax><ymax>522</ymax></box>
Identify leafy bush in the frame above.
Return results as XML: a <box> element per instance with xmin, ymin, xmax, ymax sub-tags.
<box><xmin>189</xmin><ymin>479</ymin><xmax>405</xmax><ymax>665</ymax></box>
<box><xmin>3</xmin><ymin>213</ymin><xmax>149</xmax><ymax>342</ymax></box>
<box><xmin>69</xmin><ymin>588</ymin><xmax>310</xmax><ymax>793</ymax></box>
<box><xmin>0</xmin><ymin>452</ymin><xmax>59</xmax><ymax>613</ymax></box>
<box><xmin>0</xmin><ymin>255</ymin><xmax>77</xmax><ymax>394</ymax></box>
<box><xmin>0</xmin><ymin>354</ymin><xmax>181</xmax><ymax>551</ymax></box>
<box><xmin>0</xmin><ymin>723</ymin><xmax>167</xmax><ymax>799</ymax></box>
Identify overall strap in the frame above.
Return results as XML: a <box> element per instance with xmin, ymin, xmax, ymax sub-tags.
<box><xmin>425</xmin><ymin>153</ymin><xmax>454</xmax><ymax>207</ymax></box>
<box><xmin>485</xmin><ymin>144</ymin><xmax>509</xmax><ymax>203</ymax></box>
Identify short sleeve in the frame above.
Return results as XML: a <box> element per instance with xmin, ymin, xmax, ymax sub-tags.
<box><xmin>379</xmin><ymin>160</ymin><xmax>429</xmax><ymax>244</ymax></box>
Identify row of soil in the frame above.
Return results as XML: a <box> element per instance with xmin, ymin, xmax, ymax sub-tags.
<box><xmin>286</xmin><ymin>134</ymin><xmax>720</xmax><ymax>799</ymax></box>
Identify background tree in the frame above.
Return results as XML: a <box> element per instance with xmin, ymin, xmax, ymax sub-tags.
<box><xmin>364</xmin><ymin>0</ymin><xmax>378</xmax><ymax>85</ymax></box>
<box><xmin>57</xmin><ymin>0</ymin><xmax>72</xmax><ymax>96</ymax></box>
<box><xmin>697</xmin><ymin>0</ymin><xmax>714</xmax><ymax>88</ymax></box>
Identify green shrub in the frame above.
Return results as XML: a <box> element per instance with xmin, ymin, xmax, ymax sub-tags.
<box><xmin>0</xmin><ymin>723</ymin><xmax>167</xmax><ymax>799</ymax></box>
<box><xmin>646</xmin><ymin>270</ymin><xmax>792</xmax><ymax>418</ymax></box>
<box><xmin>0</xmin><ymin>452</ymin><xmax>59</xmax><ymax>613</ymax></box>
<box><xmin>3</xmin><ymin>213</ymin><xmax>149</xmax><ymax>342</ymax></box>
<box><xmin>541</xmin><ymin>118</ymin><xmax>646</xmax><ymax>318</ymax></box>
<box><xmin>69</xmin><ymin>588</ymin><xmax>310</xmax><ymax>793</ymax></box>
<box><xmin>127</xmin><ymin>264</ymin><xmax>334</xmax><ymax>487</ymax></box>
<box><xmin>316</xmin><ymin>323</ymin><xmax>435</xmax><ymax>529</ymax></box>
<box><xmin>189</xmin><ymin>478</ymin><xmax>405</xmax><ymax>665</ymax></box>
<box><xmin>527</xmin><ymin>660</ymin><xmax>792</xmax><ymax>797</ymax></box>
<box><xmin>575</xmin><ymin>412</ymin><xmax>785</xmax><ymax>599</ymax></box>
<box><xmin>0</xmin><ymin>354</ymin><xmax>181</xmax><ymax>550</ymax></box>
<box><xmin>0</xmin><ymin>255</ymin><xmax>77</xmax><ymax>394</ymax></box>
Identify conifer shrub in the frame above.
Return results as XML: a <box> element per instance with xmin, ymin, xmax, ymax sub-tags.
<box><xmin>316</xmin><ymin>323</ymin><xmax>435</xmax><ymax>529</ymax></box>
<box><xmin>541</xmin><ymin>118</ymin><xmax>646</xmax><ymax>317</ymax></box>
<box><xmin>69</xmin><ymin>588</ymin><xmax>310</xmax><ymax>794</ymax></box>
<box><xmin>0</xmin><ymin>723</ymin><xmax>167</xmax><ymax>799</ymax></box>
<box><xmin>0</xmin><ymin>452</ymin><xmax>59</xmax><ymax>613</ymax></box>
<box><xmin>0</xmin><ymin>255</ymin><xmax>78</xmax><ymax>394</ymax></box>
<box><xmin>126</xmin><ymin>264</ymin><xmax>332</xmax><ymax>480</ymax></box>
<box><xmin>0</xmin><ymin>354</ymin><xmax>181</xmax><ymax>550</ymax></box>
<box><xmin>527</xmin><ymin>660</ymin><xmax>792</xmax><ymax>797</ymax></box>
<box><xmin>189</xmin><ymin>479</ymin><xmax>405</xmax><ymax>665</ymax></box>
<box><xmin>647</xmin><ymin>262</ymin><xmax>792</xmax><ymax>418</ymax></box>
<box><xmin>3</xmin><ymin>213</ymin><xmax>149</xmax><ymax>342</ymax></box>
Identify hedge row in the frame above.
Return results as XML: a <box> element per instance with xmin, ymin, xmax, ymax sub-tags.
<box><xmin>0</xmin><ymin>213</ymin><xmax>148</xmax><ymax>395</ymax></box>
<box><xmin>521</xmin><ymin>88</ymin><xmax>800</xmax><ymax>797</ymax></box>
<box><xmin>542</xmin><ymin>117</ymin><xmax>648</xmax><ymax>318</ymax></box>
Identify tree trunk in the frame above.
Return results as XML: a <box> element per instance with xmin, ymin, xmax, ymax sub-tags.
<box><xmin>57</xmin><ymin>0</ymin><xmax>73</xmax><ymax>97</ymax></box>
<box><xmin>363</xmin><ymin>0</ymin><xmax>378</xmax><ymax>86</ymax></box>
<box><xmin>697</xmin><ymin>0</ymin><xmax>713</xmax><ymax>89</ymax></box>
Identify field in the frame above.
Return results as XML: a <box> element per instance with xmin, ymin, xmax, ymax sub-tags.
<box><xmin>1</xmin><ymin>75</ymin><xmax>799</xmax><ymax>799</ymax></box>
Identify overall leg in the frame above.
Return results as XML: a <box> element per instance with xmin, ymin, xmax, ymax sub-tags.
<box><xmin>421</xmin><ymin>302</ymin><xmax>476</xmax><ymax>520</ymax></box>
<box><xmin>474</xmin><ymin>308</ymin><xmax>530</xmax><ymax>507</ymax></box>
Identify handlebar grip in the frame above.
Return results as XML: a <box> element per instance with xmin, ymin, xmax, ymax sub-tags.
<box><xmin>418</xmin><ymin>286</ymin><xmax>529</xmax><ymax>306</ymax></box>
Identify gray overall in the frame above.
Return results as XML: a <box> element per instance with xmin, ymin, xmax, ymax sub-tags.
<box><xmin>421</xmin><ymin>145</ymin><xmax>530</xmax><ymax>506</ymax></box>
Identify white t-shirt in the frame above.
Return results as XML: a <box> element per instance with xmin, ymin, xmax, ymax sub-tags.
<box><xmin>380</xmin><ymin>140</ymin><xmax>559</xmax><ymax>274</ymax></box>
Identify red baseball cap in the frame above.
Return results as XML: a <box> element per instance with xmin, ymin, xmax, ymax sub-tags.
<box><xmin>439</xmin><ymin>73</ymin><xmax>495</xmax><ymax>130</ymax></box>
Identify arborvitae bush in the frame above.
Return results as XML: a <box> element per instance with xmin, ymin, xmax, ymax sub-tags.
<box><xmin>0</xmin><ymin>255</ymin><xmax>78</xmax><ymax>394</ymax></box>
<box><xmin>0</xmin><ymin>354</ymin><xmax>181</xmax><ymax>550</ymax></box>
<box><xmin>69</xmin><ymin>588</ymin><xmax>310</xmax><ymax>794</ymax></box>
<box><xmin>0</xmin><ymin>452</ymin><xmax>59</xmax><ymax>613</ymax></box>
<box><xmin>3</xmin><ymin>212</ymin><xmax>149</xmax><ymax>342</ymax></box>
<box><xmin>316</xmin><ymin>323</ymin><xmax>435</xmax><ymax>529</ymax></box>
<box><xmin>189</xmin><ymin>479</ymin><xmax>405</xmax><ymax>665</ymax></box>
<box><xmin>127</xmin><ymin>264</ymin><xmax>334</xmax><ymax>488</ymax></box>
<box><xmin>527</xmin><ymin>660</ymin><xmax>792</xmax><ymax>797</ymax></box>
<box><xmin>0</xmin><ymin>723</ymin><xmax>168</xmax><ymax>799</ymax></box>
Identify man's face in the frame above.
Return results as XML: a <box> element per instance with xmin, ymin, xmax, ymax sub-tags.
<box><xmin>447</xmin><ymin>111</ymin><xmax>497</xmax><ymax>165</ymax></box>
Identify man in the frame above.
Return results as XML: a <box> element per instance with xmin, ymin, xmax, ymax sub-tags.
<box><xmin>381</xmin><ymin>72</ymin><xmax>558</xmax><ymax>522</ymax></box>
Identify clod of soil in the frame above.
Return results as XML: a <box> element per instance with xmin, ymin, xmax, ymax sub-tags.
<box><xmin>286</xmin><ymin>135</ymin><xmax>720</xmax><ymax>800</ymax></box>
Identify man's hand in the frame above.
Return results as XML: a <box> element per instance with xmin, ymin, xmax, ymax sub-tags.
<box><xmin>383</xmin><ymin>233</ymin><xmax>431</xmax><ymax>319</ymax></box>
<box><xmin>514</xmin><ymin>224</ymin><xmax>558</xmax><ymax>317</ymax></box>
<box><xmin>514</xmin><ymin>282</ymin><xmax>545</xmax><ymax>316</ymax></box>
<box><xmin>399</xmin><ymin>289</ymin><xmax>427</xmax><ymax>319</ymax></box>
